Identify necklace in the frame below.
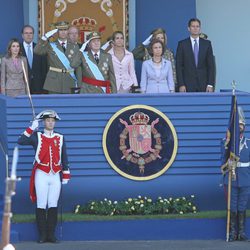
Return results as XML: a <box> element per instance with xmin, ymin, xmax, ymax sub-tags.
<box><xmin>152</xmin><ymin>57</ymin><xmax>162</xmax><ymax>64</ymax></box>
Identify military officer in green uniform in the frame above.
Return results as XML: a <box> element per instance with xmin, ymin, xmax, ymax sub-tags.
<box><xmin>34</xmin><ymin>21</ymin><xmax>79</xmax><ymax>94</ymax></box>
<box><xmin>71</xmin><ymin>31</ymin><xmax>117</xmax><ymax>94</ymax></box>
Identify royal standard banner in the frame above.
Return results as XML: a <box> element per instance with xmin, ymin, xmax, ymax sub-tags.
<box><xmin>39</xmin><ymin>0</ymin><xmax>128</xmax><ymax>43</ymax></box>
<box><xmin>103</xmin><ymin>105</ymin><xmax>178</xmax><ymax>181</ymax></box>
<box><xmin>221</xmin><ymin>94</ymin><xmax>240</xmax><ymax>174</ymax></box>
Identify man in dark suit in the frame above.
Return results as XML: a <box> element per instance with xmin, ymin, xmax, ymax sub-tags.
<box><xmin>176</xmin><ymin>18</ymin><xmax>215</xmax><ymax>92</ymax></box>
<box><xmin>21</xmin><ymin>25</ymin><xmax>48</xmax><ymax>94</ymax></box>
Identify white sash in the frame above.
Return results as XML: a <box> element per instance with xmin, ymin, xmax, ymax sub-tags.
<box><xmin>82</xmin><ymin>51</ymin><xmax>106</xmax><ymax>92</ymax></box>
<box><xmin>50</xmin><ymin>42</ymin><xmax>77</xmax><ymax>83</ymax></box>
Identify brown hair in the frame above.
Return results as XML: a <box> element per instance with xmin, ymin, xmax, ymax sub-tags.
<box><xmin>111</xmin><ymin>31</ymin><xmax>124</xmax><ymax>41</ymax></box>
<box><xmin>148</xmin><ymin>39</ymin><xmax>164</xmax><ymax>57</ymax></box>
<box><xmin>188</xmin><ymin>18</ymin><xmax>201</xmax><ymax>27</ymax></box>
<box><xmin>22</xmin><ymin>25</ymin><xmax>34</xmax><ymax>34</ymax></box>
<box><xmin>6</xmin><ymin>38</ymin><xmax>22</xmax><ymax>58</ymax></box>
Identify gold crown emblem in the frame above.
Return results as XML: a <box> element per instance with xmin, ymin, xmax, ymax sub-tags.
<box><xmin>72</xmin><ymin>17</ymin><xmax>97</xmax><ymax>31</ymax></box>
<box><xmin>129</xmin><ymin>112</ymin><xmax>150</xmax><ymax>125</ymax></box>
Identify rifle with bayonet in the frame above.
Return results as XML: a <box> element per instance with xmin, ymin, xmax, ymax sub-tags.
<box><xmin>1</xmin><ymin>147</ymin><xmax>19</xmax><ymax>250</ymax></box>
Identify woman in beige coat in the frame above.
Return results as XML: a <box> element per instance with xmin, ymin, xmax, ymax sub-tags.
<box><xmin>1</xmin><ymin>38</ymin><xmax>28</xmax><ymax>97</ymax></box>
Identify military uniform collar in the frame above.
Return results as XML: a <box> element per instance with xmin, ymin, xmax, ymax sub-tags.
<box><xmin>91</xmin><ymin>50</ymin><xmax>100</xmax><ymax>57</ymax></box>
<box><xmin>43</xmin><ymin>129</ymin><xmax>54</xmax><ymax>138</ymax></box>
<box><xmin>58</xmin><ymin>39</ymin><xmax>67</xmax><ymax>47</ymax></box>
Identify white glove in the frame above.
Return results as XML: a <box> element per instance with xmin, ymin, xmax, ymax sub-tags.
<box><xmin>142</xmin><ymin>34</ymin><xmax>153</xmax><ymax>46</ymax></box>
<box><xmin>3</xmin><ymin>244</ymin><xmax>15</xmax><ymax>250</ymax></box>
<box><xmin>80</xmin><ymin>40</ymin><xmax>90</xmax><ymax>52</ymax></box>
<box><xmin>62</xmin><ymin>179</ymin><xmax>69</xmax><ymax>185</ymax></box>
<box><xmin>101</xmin><ymin>40</ymin><xmax>112</xmax><ymax>50</ymax></box>
<box><xmin>30</xmin><ymin>119</ymin><xmax>39</xmax><ymax>131</ymax></box>
<box><xmin>42</xmin><ymin>28</ymin><xmax>58</xmax><ymax>41</ymax></box>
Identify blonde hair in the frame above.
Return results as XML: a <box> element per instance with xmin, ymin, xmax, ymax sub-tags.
<box><xmin>151</xmin><ymin>28</ymin><xmax>167</xmax><ymax>45</ymax></box>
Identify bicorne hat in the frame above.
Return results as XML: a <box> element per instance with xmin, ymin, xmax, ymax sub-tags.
<box><xmin>35</xmin><ymin>110</ymin><xmax>61</xmax><ymax>120</ymax></box>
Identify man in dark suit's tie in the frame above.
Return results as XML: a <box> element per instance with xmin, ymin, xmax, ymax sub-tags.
<box><xmin>193</xmin><ymin>39</ymin><xmax>199</xmax><ymax>67</ymax></box>
<box><xmin>61</xmin><ymin>42</ymin><xmax>66</xmax><ymax>53</ymax></box>
<box><xmin>94</xmin><ymin>53</ymin><xmax>99</xmax><ymax>64</ymax></box>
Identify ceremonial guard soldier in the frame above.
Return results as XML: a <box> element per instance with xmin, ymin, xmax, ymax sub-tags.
<box><xmin>222</xmin><ymin>107</ymin><xmax>250</xmax><ymax>241</ymax></box>
<box><xmin>34</xmin><ymin>21</ymin><xmax>79</xmax><ymax>94</ymax></box>
<box><xmin>17</xmin><ymin>110</ymin><xmax>70</xmax><ymax>243</ymax></box>
<box><xmin>71</xmin><ymin>31</ymin><xmax>117</xmax><ymax>93</ymax></box>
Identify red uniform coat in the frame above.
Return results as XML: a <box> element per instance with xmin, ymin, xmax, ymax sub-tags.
<box><xmin>18</xmin><ymin>127</ymin><xmax>70</xmax><ymax>202</ymax></box>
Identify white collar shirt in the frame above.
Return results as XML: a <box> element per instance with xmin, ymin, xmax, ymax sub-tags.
<box><xmin>190</xmin><ymin>36</ymin><xmax>199</xmax><ymax>51</ymax></box>
<box><xmin>91</xmin><ymin>50</ymin><xmax>100</xmax><ymax>58</ymax></box>
<box><xmin>23</xmin><ymin>41</ymin><xmax>33</xmax><ymax>55</ymax></box>
<box><xmin>58</xmin><ymin>39</ymin><xmax>67</xmax><ymax>48</ymax></box>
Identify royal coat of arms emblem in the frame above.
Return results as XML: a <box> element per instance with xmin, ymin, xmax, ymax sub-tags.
<box><xmin>119</xmin><ymin>112</ymin><xmax>162</xmax><ymax>174</ymax></box>
<box><xmin>103</xmin><ymin>105</ymin><xmax>178</xmax><ymax>181</ymax></box>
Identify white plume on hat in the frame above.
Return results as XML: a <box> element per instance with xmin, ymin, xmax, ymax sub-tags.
<box><xmin>238</xmin><ymin>106</ymin><xmax>246</xmax><ymax>125</ymax></box>
<box><xmin>35</xmin><ymin>110</ymin><xmax>61</xmax><ymax>120</ymax></box>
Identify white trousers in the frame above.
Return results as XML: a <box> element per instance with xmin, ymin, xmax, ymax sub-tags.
<box><xmin>35</xmin><ymin>169</ymin><xmax>61</xmax><ymax>209</ymax></box>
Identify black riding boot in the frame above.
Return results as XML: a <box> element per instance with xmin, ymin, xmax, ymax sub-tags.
<box><xmin>47</xmin><ymin>207</ymin><xmax>59</xmax><ymax>243</ymax></box>
<box><xmin>36</xmin><ymin>208</ymin><xmax>47</xmax><ymax>243</ymax></box>
<box><xmin>229</xmin><ymin>211</ymin><xmax>238</xmax><ymax>242</ymax></box>
<box><xmin>238</xmin><ymin>211</ymin><xmax>248</xmax><ymax>241</ymax></box>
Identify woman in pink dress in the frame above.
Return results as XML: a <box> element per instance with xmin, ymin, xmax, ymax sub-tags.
<box><xmin>108</xmin><ymin>31</ymin><xmax>138</xmax><ymax>93</ymax></box>
<box><xmin>1</xmin><ymin>38</ymin><xmax>28</xmax><ymax>97</ymax></box>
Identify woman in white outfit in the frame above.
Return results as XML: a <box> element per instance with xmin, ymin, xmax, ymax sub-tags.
<box><xmin>140</xmin><ymin>39</ymin><xmax>175</xmax><ymax>94</ymax></box>
<box><xmin>108</xmin><ymin>31</ymin><xmax>138</xmax><ymax>93</ymax></box>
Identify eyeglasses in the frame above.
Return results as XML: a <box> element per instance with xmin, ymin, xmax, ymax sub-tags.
<box><xmin>23</xmin><ymin>32</ymin><xmax>33</xmax><ymax>35</ymax></box>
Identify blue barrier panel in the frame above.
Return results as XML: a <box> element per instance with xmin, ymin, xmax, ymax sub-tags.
<box><xmin>11</xmin><ymin>219</ymin><xmax>225</xmax><ymax>241</ymax></box>
<box><xmin>2</xmin><ymin>92</ymin><xmax>250</xmax><ymax>213</ymax></box>
<box><xmin>11</xmin><ymin>218</ymin><xmax>250</xmax><ymax>241</ymax></box>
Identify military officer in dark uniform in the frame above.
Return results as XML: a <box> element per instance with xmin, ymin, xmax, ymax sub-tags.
<box><xmin>34</xmin><ymin>21</ymin><xmax>79</xmax><ymax>94</ymax></box>
<box><xmin>17</xmin><ymin>110</ymin><xmax>70</xmax><ymax>243</ymax></box>
<box><xmin>222</xmin><ymin>107</ymin><xmax>250</xmax><ymax>241</ymax></box>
